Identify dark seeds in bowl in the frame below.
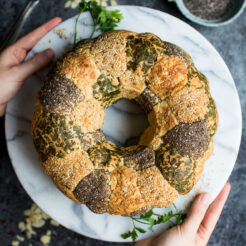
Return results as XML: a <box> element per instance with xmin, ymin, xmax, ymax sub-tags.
<box><xmin>183</xmin><ymin>0</ymin><xmax>232</xmax><ymax>20</ymax></box>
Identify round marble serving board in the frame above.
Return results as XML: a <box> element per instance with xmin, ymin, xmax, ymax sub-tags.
<box><xmin>5</xmin><ymin>6</ymin><xmax>242</xmax><ymax>242</ymax></box>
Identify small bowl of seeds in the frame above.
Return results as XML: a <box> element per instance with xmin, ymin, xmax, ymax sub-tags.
<box><xmin>175</xmin><ymin>0</ymin><xmax>246</xmax><ymax>27</ymax></box>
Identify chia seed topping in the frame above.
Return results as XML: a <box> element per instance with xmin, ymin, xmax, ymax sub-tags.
<box><xmin>135</xmin><ymin>88</ymin><xmax>161</xmax><ymax>114</ymax></box>
<box><xmin>123</xmin><ymin>146</ymin><xmax>155</xmax><ymax>170</ymax></box>
<box><xmin>184</xmin><ymin>0</ymin><xmax>231</xmax><ymax>20</ymax></box>
<box><xmin>73</xmin><ymin>169</ymin><xmax>111</xmax><ymax>213</ymax></box>
<box><xmin>40</xmin><ymin>67</ymin><xmax>84</xmax><ymax>114</ymax></box>
<box><xmin>163</xmin><ymin>121</ymin><xmax>210</xmax><ymax>159</ymax></box>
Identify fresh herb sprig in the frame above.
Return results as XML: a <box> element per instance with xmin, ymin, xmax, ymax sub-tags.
<box><xmin>121</xmin><ymin>206</ymin><xmax>187</xmax><ymax>241</ymax></box>
<box><xmin>74</xmin><ymin>0</ymin><xmax>123</xmax><ymax>45</ymax></box>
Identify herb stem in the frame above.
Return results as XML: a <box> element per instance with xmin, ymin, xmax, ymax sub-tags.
<box><xmin>172</xmin><ymin>204</ymin><xmax>178</xmax><ymax>212</ymax></box>
<box><xmin>132</xmin><ymin>218</ymin><xmax>150</xmax><ymax>225</ymax></box>
<box><xmin>121</xmin><ymin>206</ymin><xmax>187</xmax><ymax>241</ymax></box>
<box><xmin>74</xmin><ymin>11</ymin><xmax>83</xmax><ymax>46</ymax></box>
<box><xmin>90</xmin><ymin>23</ymin><xmax>97</xmax><ymax>38</ymax></box>
<box><xmin>74</xmin><ymin>0</ymin><xmax>123</xmax><ymax>44</ymax></box>
<box><xmin>153</xmin><ymin>212</ymin><xmax>162</xmax><ymax>217</ymax></box>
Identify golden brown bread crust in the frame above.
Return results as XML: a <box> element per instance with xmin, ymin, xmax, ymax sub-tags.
<box><xmin>31</xmin><ymin>30</ymin><xmax>218</xmax><ymax>216</ymax></box>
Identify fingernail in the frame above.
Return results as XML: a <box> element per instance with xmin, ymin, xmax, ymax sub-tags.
<box><xmin>200</xmin><ymin>193</ymin><xmax>211</xmax><ymax>205</ymax></box>
<box><xmin>54</xmin><ymin>17</ymin><xmax>62</xmax><ymax>24</ymax></box>
<box><xmin>43</xmin><ymin>49</ymin><xmax>54</xmax><ymax>59</ymax></box>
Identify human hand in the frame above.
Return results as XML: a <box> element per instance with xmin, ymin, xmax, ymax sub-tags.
<box><xmin>0</xmin><ymin>17</ymin><xmax>62</xmax><ymax>116</ymax></box>
<box><xmin>136</xmin><ymin>182</ymin><xmax>231</xmax><ymax>246</ymax></box>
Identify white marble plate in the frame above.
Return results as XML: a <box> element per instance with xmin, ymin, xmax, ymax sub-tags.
<box><xmin>5</xmin><ymin>6</ymin><xmax>242</xmax><ymax>242</ymax></box>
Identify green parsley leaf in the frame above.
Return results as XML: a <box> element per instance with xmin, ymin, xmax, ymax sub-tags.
<box><xmin>121</xmin><ymin>206</ymin><xmax>187</xmax><ymax>241</ymax></box>
<box><xmin>121</xmin><ymin>231</ymin><xmax>133</xmax><ymax>239</ymax></box>
<box><xmin>156</xmin><ymin>211</ymin><xmax>175</xmax><ymax>225</ymax></box>
<box><xmin>139</xmin><ymin>210</ymin><xmax>154</xmax><ymax>220</ymax></box>
<box><xmin>135</xmin><ymin>227</ymin><xmax>146</xmax><ymax>233</ymax></box>
<box><xmin>73</xmin><ymin>0</ymin><xmax>123</xmax><ymax>45</ymax></box>
<box><xmin>176</xmin><ymin>213</ymin><xmax>187</xmax><ymax>225</ymax></box>
<box><xmin>131</xmin><ymin>229</ymin><xmax>138</xmax><ymax>241</ymax></box>
<box><xmin>148</xmin><ymin>218</ymin><xmax>156</xmax><ymax>231</ymax></box>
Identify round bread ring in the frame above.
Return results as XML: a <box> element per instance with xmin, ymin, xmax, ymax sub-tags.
<box><xmin>31</xmin><ymin>30</ymin><xmax>218</xmax><ymax>216</ymax></box>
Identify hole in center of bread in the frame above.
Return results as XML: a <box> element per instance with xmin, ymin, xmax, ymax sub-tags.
<box><xmin>101</xmin><ymin>99</ymin><xmax>149</xmax><ymax>147</ymax></box>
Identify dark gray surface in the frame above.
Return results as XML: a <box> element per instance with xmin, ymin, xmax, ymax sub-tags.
<box><xmin>0</xmin><ymin>0</ymin><xmax>245</xmax><ymax>245</ymax></box>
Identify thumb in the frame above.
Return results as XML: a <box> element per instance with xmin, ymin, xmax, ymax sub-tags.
<box><xmin>14</xmin><ymin>48</ymin><xmax>54</xmax><ymax>81</ymax></box>
<box><xmin>181</xmin><ymin>193</ymin><xmax>211</xmax><ymax>234</ymax></box>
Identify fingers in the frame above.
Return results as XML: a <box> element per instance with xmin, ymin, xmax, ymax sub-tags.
<box><xmin>181</xmin><ymin>193</ymin><xmax>211</xmax><ymax>234</ymax></box>
<box><xmin>198</xmin><ymin>182</ymin><xmax>231</xmax><ymax>239</ymax></box>
<box><xmin>0</xmin><ymin>17</ymin><xmax>61</xmax><ymax>68</ymax></box>
<box><xmin>15</xmin><ymin>17</ymin><xmax>62</xmax><ymax>52</ymax></box>
<box><xmin>13</xmin><ymin>48</ymin><xmax>54</xmax><ymax>81</ymax></box>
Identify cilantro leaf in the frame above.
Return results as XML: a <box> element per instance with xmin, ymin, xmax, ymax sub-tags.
<box><xmin>176</xmin><ymin>213</ymin><xmax>187</xmax><ymax>225</ymax></box>
<box><xmin>73</xmin><ymin>0</ymin><xmax>123</xmax><ymax>45</ymax></box>
<box><xmin>131</xmin><ymin>229</ymin><xmax>138</xmax><ymax>241</ymax></box>
<box><xmin>121</xmin><ymin>205</ymin><xmax>187</xmax><ymax>241</ymax></box>
<box><xmin>78</xmin><ymin>0</ymin><xmax>90</xmax><ymax>12</ymax></box>
<box><xmin>139</xmin><ymin>210</ymin><xmax>154</xmax><ymax>220</ymax></box>
<box><xmin>135</xmin><ymin>227</ymin><xmax>146</xmax><ymax>234</ymax></box>
<box><xmin>147</xmin><ymin>218</ymin><xmax>156</xmax><ymax>231</ymax></box>
<box><xmin>162</xmin><ymin>211</ymin><xmax>175</xmax><ymax>223</ymax></box>
<box><xmin>121</xmin><ymin>231</ymin><xmax>133</xmax><ymax>239</ymax></box>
